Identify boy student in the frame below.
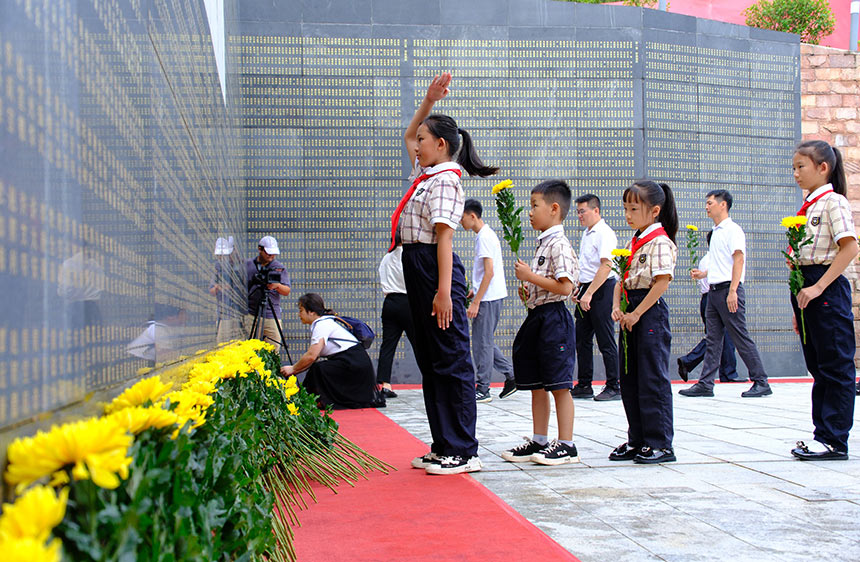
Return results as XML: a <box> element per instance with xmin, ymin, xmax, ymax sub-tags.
<box><xmin>570</xmin><ymin>194</ymin><xmax>621</xmax><ymax>401</ymax></box>
<box><xmin>461</xmin><ymin>199</ymin><xmax>517</xmax><ymax>403</ymax></box>
<box><xmin>502</xmin><ymin>180</ymin><xmax>580</xmax><ymax>465</ymax></box>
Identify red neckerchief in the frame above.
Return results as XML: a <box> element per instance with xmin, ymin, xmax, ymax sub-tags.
<box><xmin>389</xmin><ymin>168</ymin><xmax>462</xmax><ymax>251</ymax></box>
<box><xmin>797</xmin><ymin>187</ymin><xmax>833</xmax><ymax>216</ymax></box>
<box><xmin>622</xmin><ymin>227</ymin><xmax>668</xmax><ymax>287</ymax></box>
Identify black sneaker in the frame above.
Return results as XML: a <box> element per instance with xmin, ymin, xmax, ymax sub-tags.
<box><xmin>499</xmin><ymin>378</ymin><xmax>518</xmax><ymax>399</ymax></box>
<box><xmin>532</xmin><ymin>440</ymin><xmax>580</xmax><ymax>465</ymax></box>
<box><xmin>856</xmin><ymin>381</ymin><xmax>860</xmax><ymax>396</ymax></box>
<box><xmin>571</xmin><ymin>384</ymin><xmax>594</xmax><ymax>399</ymax></box>
<box><xmin>381</xmin><ymin>387</ymin><xmax>398</xmax><ymax>398</ymax></box>
<box><xmin>425</xmin><ymin>455</ymin><xmax>483</xmax><ymax>475</ymax></box>
<box><xmin>475</xmin><ymin>390</ymin><xmax>492</xmax><ymax>403</ymax></box>
<box><xmin>411</xmin><ymin>452</ymin><xmax>441</xmax><ymax>469</ymax></box>
<box><xmin>593</xmin><ymin>386</ymin><xmax>621</xmax><ymax>401</ymax></box>
<box><xmin>501</xmin><ymin>439</ymin><xmax>546</xmax><ymax>463</ymax></box>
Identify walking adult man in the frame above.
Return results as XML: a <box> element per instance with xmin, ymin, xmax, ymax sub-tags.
<box><xmin>570</xmin><ymin>194</ymin><xmax>621</xmax><ymax>401</ymax></box>
<box><xmin>679</xmin><ymin>190</ymin><xmax>772</xmax><ymax>398</ymax></box>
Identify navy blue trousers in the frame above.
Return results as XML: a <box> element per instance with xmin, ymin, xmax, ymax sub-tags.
<box><xmin>401</xmin><ymin>243</ymin><xmax>478</xmax><ymax>457</ymax></box>
<box><xmin>620</xmin><ymin>289</ymin><xmax>674</xmax><ymax>450</ymax></box>
<box><xmin>790</xmin><ymin>265</ymin><xmax>855</xmax><ymax>452</ymax></box>
<box><xmin>575</xmin><ymin>278</ymin><xmax>620</xmax><ymax>387</ymax></box>
<box><xmin>680</xmin><ymin>293</ymin><xmax>738</xmax><ymax>380</ymax></box>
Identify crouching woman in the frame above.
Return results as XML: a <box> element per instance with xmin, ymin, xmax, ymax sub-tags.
<box><xmin>280</xmin><ymin>293</ymin><xmax>379</xmax><ymax>409</ymax></box>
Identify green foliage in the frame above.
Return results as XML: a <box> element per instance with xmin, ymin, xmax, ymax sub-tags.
<box><xmin>494</xmin><ymin>188</ymin><xmax>524</xmax><ymax>259</ymax></box>
<box><xmin>743</xmin><ymin>0</ymin><xmax>835</xmax><ymax>44</ymax></box>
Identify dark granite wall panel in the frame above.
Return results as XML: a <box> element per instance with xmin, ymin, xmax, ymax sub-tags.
<box><xmin>235</xmin><ymin>0</ymin><xmax>803</xmax><ymax>383</ymax></box>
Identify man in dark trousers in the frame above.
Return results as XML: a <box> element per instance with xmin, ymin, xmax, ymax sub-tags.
<box><xmin>679</xmin><ymin>190</ymin><xmax>772</xmax><ymax>398</ymax></box>
<box><xmin>570</xmin><ymin>194</ymin><xmax>621</xmax><ymax>401</ymax></box>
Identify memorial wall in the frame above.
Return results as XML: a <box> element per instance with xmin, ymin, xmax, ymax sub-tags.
<box><xmin>0</xmin><ymin>0</ymin><xmax>245</xmax><ymax>429</ymax></box>
<box><xmin>0</xmin><ymin>0</ymin><xmax>805</xmax><ymax>429</ymax></box>
<box><xmin>236</xmin><ymin>0</ymin><xmax>804</xmax><ymax>383</ymax></box>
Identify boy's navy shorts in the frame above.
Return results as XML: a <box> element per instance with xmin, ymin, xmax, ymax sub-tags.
<box><xmin>512</xmin><ymin>301</ymin><xmax>575</xmax><ymax>391</ymax></box>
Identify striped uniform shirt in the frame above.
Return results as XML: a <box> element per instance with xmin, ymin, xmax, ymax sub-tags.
<box><xmin>526</xmin><ymin>225</ymin><xmax>579</xmax><ymax>309</ymax></box>
<box><xmin>798</xmin><ymin>184</ymin><xmax>857</xmax><ymax>266</ymax></box>
<box><xmin>623</xmin><ymin>224</ymin><xmax>677</xmax><ymax>291</ymax></box>
<box><xmin>399</xmin><ymin>160</ymin><xmax>464</xmax><ymax>245</ymax></box>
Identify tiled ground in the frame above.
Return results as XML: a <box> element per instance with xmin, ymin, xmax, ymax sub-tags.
<box><xmin>382</xmin><ymin>382</ymin><xmax>860</xmax><ymax>562</ymax></box>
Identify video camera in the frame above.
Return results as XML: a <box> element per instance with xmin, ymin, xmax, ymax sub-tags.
<box><xmin>252</xmin><ymin>264</ymin><xmax>283</xmax><ymax>287</ymax></box>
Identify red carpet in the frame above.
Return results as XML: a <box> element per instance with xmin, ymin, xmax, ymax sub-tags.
<box><xmin>291</xmin><ymin>408</ymin><xmax>579</xmax><ymax>562</ymax></box>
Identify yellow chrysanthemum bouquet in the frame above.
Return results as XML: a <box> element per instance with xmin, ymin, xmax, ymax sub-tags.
<box><xmin>781</xmin><ymin>215</ymin><xmax>813</xmax><ymax>344</ymax></box>
<box><xmin>610</xmin><ymin>249</ymin><xmax>633</xmax><ymax>372</ymax></box>
<box><xmin>685</xmin><ymin>224</ymin><xmax>700</xmax><ymax>272</ymax></box>
<box><xmin>493</xmin><ymin>179</ymin><xmax>527</xmax><ymax>305</ymax></box>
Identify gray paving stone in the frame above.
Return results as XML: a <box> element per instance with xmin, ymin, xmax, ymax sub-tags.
<box><xmin>381</xmin><ymin>382</ymin><xmax>860</xmax><ymax>561</ymax></box>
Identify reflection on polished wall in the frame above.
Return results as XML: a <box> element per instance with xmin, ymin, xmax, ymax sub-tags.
<box><xmin>0</xmin><ymin>0</ymin><xmax>245</xmax><ymax>428</ymax></box>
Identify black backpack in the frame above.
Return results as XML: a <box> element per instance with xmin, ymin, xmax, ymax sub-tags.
<box><xmin>330</xmin><ymin>315</ymin><xmax>375</xmax><ymax>349</ymax></box>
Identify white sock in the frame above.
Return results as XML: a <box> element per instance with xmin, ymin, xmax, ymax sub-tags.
<box><xmin>533</xmin><ymin>434</ymin><xmax>548</xmax><ymax>445</ymax></box>
<box><xmin>559</xmin><ymin>439</ymin><xmax>574</xmax><ymax>447</ymax></box>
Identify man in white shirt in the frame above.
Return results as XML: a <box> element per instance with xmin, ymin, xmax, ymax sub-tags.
<box><xmin>570</xmin><ymin>194</ymin><xmax>621</xmax><ymax>401</ymax></box>
<box><xmin>461</xmin><ymin>199</ymin><xmax>516</xmax><ymax>403</ymax></box>
<box><xmin>679</xmin><ymin>190</ymin><xmax>772</xmax><ymax>398</ymax></box>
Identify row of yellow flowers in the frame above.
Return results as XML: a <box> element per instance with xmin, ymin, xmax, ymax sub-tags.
<box><xmin>0</xmin><ymin>339</ymin><xmax>297</xmax><ymax>561</ymax></box>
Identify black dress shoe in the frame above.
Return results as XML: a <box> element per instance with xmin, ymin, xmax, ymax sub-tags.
<box><xmin>856</xmin><ymin>381</ymin><xmax>860</xmax><ymax>396</ymax></box>
<box><xmin>381</xmin><ymin>387</ymin><xmax>398</xmax><ymax>398</ymax></box>
<box><xmin>791</xmin><ymin>440</ymin><xmax>848</xmax><ymax>461</ymax></box>
<box><xmin>678</xmin><ymin>383</ymin><xmax>714</xmax><ymax>397</ymax></box>
<box><xmin>719</xmin><ymin>373</ymin><xmax>739</xmax><ymax>382</ymax></box>
<box><xmin>741</xmin><ymin>381</ymin><xmax>772</xmax><ymax>397</ymax></box>
<box><xmin>633</xmin><ymin>447</ymin><xmax>676</xmax><ymax>464</ymax></box>
<box><xmin>608</xmin><ymin>442</ymin><xmax>642</xmax><ymax>461</ymax></box>
<box><xmin>677</xmin><ymin>358</ymin><xmax>689</xmax><ymax>382</ymax></box>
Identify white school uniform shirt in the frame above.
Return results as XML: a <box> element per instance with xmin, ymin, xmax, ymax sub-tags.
<box><xmin>696</xmin><ymin>253</ymin><xmax>711</xmax><ymax>294</ymax></box>
<box><xmin>706</xmin><ymin>217</ymin><xmax>746</xmax><ymax>286</ymax></box>
<box><xmin>472</xmin><ymin>224</ymin><xmax>507</xmax><ymax>302</ymax></box>
<box><xmin>310</xmin><ymin>316</ymin><xmax>359</xmax><ymax>357</ymax></box>
<box><xmin>378</xmin><ymin>247</ymin><xmax>407</xmax><ymax>295</ymax></box>
<box><xmin>578</xmin><ymin>218</ymin><xmax>619</xmax><ymax>283</ymax></box>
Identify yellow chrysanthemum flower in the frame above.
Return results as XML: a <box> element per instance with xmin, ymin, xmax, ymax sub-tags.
<box><xmin>105</xmin><ymin>375</ymin><xmax>172</xmax><ymax>414</ymax></box>
<box><xmin>611</xmin><ymin>249</ymin><xmax>632</xmax><ymax>257</ymax></box>
<box><xmin>0</xmin><ymin>536</ymin><xmax>61</xmax><ymax>562</ymax></box>
<box><xmin>108</xmin><ymin>406</ymin><xmax>180</xmax><ymax>435</ymax></box>
<box><xmin>491</xmin><ymin>179</ymin><xmax>513</xmax><ymax>195</ymax></box>
<box><xmin>287</xmin><ymin>403</ymin><xmax>299</xmax><ymax>416</ymax></box>
<box><xmin>685</xmin><ymin>224</ymin><xmax>699</xmax><ymax>231</ymax></box>
<box><xmin>781</xmin><ymin>215</ymin><xmax>808</xmax><ymax>229</ymax></box>
<box><xmin>0</xmin><ymin>485</ymin><xmax>68</xmax><ymax>543</ymax></box>
<box><xmin>5</xmin><ymin>417</ymin><xmax>132</xmax><ymax>491</ymax></box>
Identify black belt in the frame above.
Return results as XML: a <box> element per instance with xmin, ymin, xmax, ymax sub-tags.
<box><xmin>709</xmin><ymin>281</ymin><xmax>734</xmax><ymax>291</ymax></box>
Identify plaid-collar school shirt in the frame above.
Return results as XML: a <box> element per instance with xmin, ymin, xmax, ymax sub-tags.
<box><xmin>798</xmin><ymin>184</ymin><xmax>858</xmax><ymax>266</ymax></box>
<box><xmin>527</xmin><ymin>224</ymin><xmax>579</xmax><ymax>309</ymax></box>
<box><xmin>623</xmin><ymin>223</ymin><xmax>677</xmax><ymax>291</ymax></box>
<box><xmin>399</xmin><ymin>160</ymin><xmax>464</xmax><ymax>245</ymax></box>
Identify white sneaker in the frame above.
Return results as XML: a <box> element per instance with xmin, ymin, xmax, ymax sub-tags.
<box><xmin>425</xmin><ymin>455</ymin><xmax>483</xmax><ymax>475</ymax></box>
<box><xmin>411</xmin><ymin>451</ymin><xmax>440</xmax><ymax>469</ymax></box>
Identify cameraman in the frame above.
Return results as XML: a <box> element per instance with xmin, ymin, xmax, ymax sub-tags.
<box><xmin>245</xmin><ymin>236</ymin><xmax>291</xmax><ymax>352</ymax></box>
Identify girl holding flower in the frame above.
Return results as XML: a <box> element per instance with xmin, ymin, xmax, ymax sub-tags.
<box><xmin>788</xmin><ymin>140</ymin><xmax>859</xmax><ymax>461</ymax></box>
<box><xmin>609</xmin><ymin>180</ymin><xmax>678</xmax><ymax>465</ymax></box>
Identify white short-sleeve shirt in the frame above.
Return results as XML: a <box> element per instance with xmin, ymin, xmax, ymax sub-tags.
<box><xmin>578</xmin><ymin>218</ymin><xmax>619</xmax><ymax>283</ymax></box>
<box><xmin>472</xmin><ymin>224</ymin><xmax>507</xmax><ymax>302</ymax></box>
<box><xmin>310</xmin><ymin>316</ymin><xmax>359</xmax><ymax>357</ymax></box>
<box><xmin>378</xmin><ymin>247</ymin><xmax>407</xmax><ymax>295</ymax></box>
<box><xmin>696</xmin><ymin>253</ymin><xmax>711</xmax><ymax>294</ymax></box>
<box><xmin>706</xmin><ymin>217</ymin><xmax>746</xmax><ymax>285</ymax></box>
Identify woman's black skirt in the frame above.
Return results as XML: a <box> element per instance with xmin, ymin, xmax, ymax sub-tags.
<box><xmin>302</xmin><ymin>344</ymin><xmax>380</xmax><ymax>409</ymax></box>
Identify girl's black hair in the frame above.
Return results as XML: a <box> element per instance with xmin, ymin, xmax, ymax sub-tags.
<box><xmin>298</xmin><ymin>293</ymin><xmax>334</xmax><ymax>316</ymax></box>
<box><xmin>423</xmin><ymin>114</ymin><xmax>499</xmax><ymax>177</ymax></box>
<box><xmin>388</xmin><ymin>230</ymin><xmax>402</xmax><ymax>252</ymax></box>
<box><xmin>795</xmin><ymin>140</ymin><xmax>846</xmax><ymax>196</ymax></box>
<box><xmin>622</xmin><ymin>180</ymin><xmax>678</xmax><ymax>244</ymax></box>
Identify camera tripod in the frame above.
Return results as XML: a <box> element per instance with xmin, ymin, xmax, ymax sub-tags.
<box><xmin>247</xmin><ymin>282</ymin><xmax>292</xmax><ymax>364</ymax></box>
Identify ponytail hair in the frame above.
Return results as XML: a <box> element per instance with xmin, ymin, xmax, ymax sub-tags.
<box><xmin>422</xmin><ymin>114</ymin><xmax>499</xmax><ymax>177</ymax></box>
<box><xmin>795</xmin><ymin>140</ymin><xmax>847</xmax><ymax>196</ymax></box>
<box><xmin>622</xmin><ymin>180</ymin><xmax>678</xmax><ymax>243</ymax></box>
<box><xmin>298</xmin><ymin>293</ymin><xmax>335</xmax><ymax>317</ymax></box>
